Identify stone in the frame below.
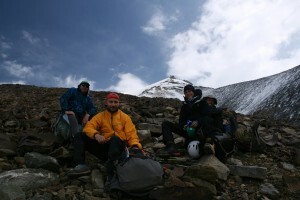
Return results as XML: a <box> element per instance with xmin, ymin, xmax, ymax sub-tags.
<box><xmin>137</xmin><ymin>123</ymin><xmax>162</xmax><ymax>134</ymax></box>
<box><xmin>279</xmin><ymin>162</ymin><xmax>296</xmax><ymax>172</ymax></box>
<box><xmin>150</xmin><ymin>187</ymin><xmax>214</xmax><ymax>200</ymax></box>
<box><xmin>0</xmin><ymin>168</ymin><xmax>59</xmax><ymax>191</ymax></box>
<box><xmin>137</xmin><ymin>129</ymin><xmax>152</xmax><ymax>143</ymax></box>
<box><xmin>282</xmin><ymin>173</ymin><xmax>300</xmax><ymax>193</ymax></box>
<box><xmin>165</xmin><ymin>176</ymin><xmax>186</xmax><ymax>188</ymax></box>
<box><xmin>170</xmin><ymin>166</ymin><xmax>185</xmax><ymax>178</ymax></box>
<box><xmin>0</xmin><ymin>149</ymin><xmax>17</xmax><ymax>157</ymax></box>
<box><xmin>0</xmin><ymin>183</ymin><xmax>25</xmax><ymax>200</ymax></box>
<box><xmin>227</xmin><ymin>165</ymin><xmax>267</xmax><ymax>180</ymax></box>
<box><xmin>226</xmin><ymin>158</ymin><xmax>243</xmax><ymax>166</ymax></box>
<box><xmin>91</xmin><ymin>169</ymin><xmax>104</xmax><ymax>189</ymax></box>
<box><xmin>191</xmin><ymin>178</ymin><xmax>217</xmax><ymax>195</ymax></box>
<box><xmin>185</xmin><ymin>165</ymin><xmax>218</xmax><ymax>183</ymax></box>
<box><xmin>197</xmin><ymin>155</ymin><xmax>230</xmax><ymax>181</ymax></box>
<box><xmin>24</xmin><ymin>152</ymin><xmax>60</xmax><ymax>173</ymax></box>
<box><xmin>295</xmin><ymin>149</ymin><xmax>300</xmax><ymax>166</ymax></box>
<box><xmin>259</xmin><ymin>183</ymin><xmax>280</xmax><ymax>199</ymax></box>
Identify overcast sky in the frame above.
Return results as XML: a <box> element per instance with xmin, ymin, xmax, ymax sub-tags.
<box><xmin>1</xmin><ymin>0</ymin><xmax>300</xmax><ymax>95</ymax></box>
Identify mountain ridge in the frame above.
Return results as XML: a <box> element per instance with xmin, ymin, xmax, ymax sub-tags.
<box><xmin>139</xmin><ymin>65</ymin><xmax>300</xmax><ymax>126</ymax></box>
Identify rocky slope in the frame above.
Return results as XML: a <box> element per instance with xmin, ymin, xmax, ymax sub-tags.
<box><xmin>0</xmin><ymin>84</ymin><xmax>299</xmax><ymax>200</ymax></box>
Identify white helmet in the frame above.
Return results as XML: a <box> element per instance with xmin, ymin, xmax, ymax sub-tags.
<box><xmin>187</xmin><ymin>141</ymin><xmax>201</xmax><ymax>158</ymax></box>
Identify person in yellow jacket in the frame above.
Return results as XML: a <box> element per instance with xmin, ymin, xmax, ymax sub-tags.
<box><xmin>70</xmin><ymin>92</ymin><xmax>143</xmax><ymax>175</ymax></box>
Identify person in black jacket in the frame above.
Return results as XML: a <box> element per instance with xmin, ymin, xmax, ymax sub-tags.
<box><xmin>157</xmin><ymin>84</ymin><xmax>215</xmax><ymax>157</ymax></box>
<box><xmin>202</xmin><ymin>96</ymin><xmax>223</xmax><ymax>133</ymax></box>
<box><xmin>157</xmin><ymin>84</ymin><xmax>229</xmax><ymax>157</ymax></box>
<box><xmin>199</xmin><ymin>96</ymin><xmax>226</xmax><ymax>154</ymax></box>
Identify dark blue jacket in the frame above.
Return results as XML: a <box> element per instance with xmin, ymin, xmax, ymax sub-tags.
<box><xmin>60</xmin><ymin>88</ymin><xmax>97</xmax><ymax>120</ymax></box>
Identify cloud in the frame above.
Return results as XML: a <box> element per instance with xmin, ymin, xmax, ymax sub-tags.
<box><xmin>142</xmin><ymin>8</ymin><xmax>178</xmax><ymax>36</ymax></box>
<box><xmin>2</xmin><ymin>60</ymin><xmax>34</xmax><ymax>78</ymax></box>
<box><xmin>107</xmin><ymin>73</ymin><xmax>148</xmax><ymax>95</ymax></box>
<box><xmin>22</xmin><ymin>30</ymin><xmax>40</xmax><ymax>45</ymax></box>
<box><xmin>166</xmin><ymin>0</ymin><xmax>300</xmax><ymax>88</ymax></box>
<box><xmin>0</xmin><ymin>80</ymin><xmax>26</xmax><ymax>85</ymax></box>
<box><xmin>1</xmin><ymin>41</ymin><xmax>11</xmax><ymax>49</ymax></box>
<box><xmin>53</xmin><ymin>75</ymin><xmax>96</xmax><ymax>89</ymax></box>
<box><xmin>1</xmin><ymin>53</ymin><xmax>7</xmax><ymax>58</ymax></box>
<box><xmin>0</xmin><ymin>37</ymin><xmax>11</xmax><ymax>61</ymax></box>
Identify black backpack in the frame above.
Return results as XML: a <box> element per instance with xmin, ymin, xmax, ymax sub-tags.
<box><xmin>105</xmin><ymin>156</ymin><xmax>164</xmax><ymax>198</ymax></box>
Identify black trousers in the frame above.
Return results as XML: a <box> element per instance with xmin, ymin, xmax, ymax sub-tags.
<box><xmin>162</xmin><ymin>117</ymin><xmax>219</xmax><ymax>145</ymax></box>
<box><xmin>162</xmin><ymin>121</ymin><xmax>187</xmax><ymax>144</ymax></box>
<box><xmin>73</xmin><ymin>132</ymin><xmax>125</xmax><ymax>166</ymax></box>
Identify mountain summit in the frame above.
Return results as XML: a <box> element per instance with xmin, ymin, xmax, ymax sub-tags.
<box><xmin>139</xmin><ymin>75</ymin><xmax>212</xmax><ymax>100</ymax></box>
<box><xmin>139</xmin><ymin>66</ymin><xmax>300</xmax><ymax>126</ymax></box>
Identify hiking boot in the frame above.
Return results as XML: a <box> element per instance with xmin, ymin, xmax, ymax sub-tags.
<box><xmin>156</xmin><ymin>143</ymin><xmax>181</xmax><ymax>157</ymax></box>
<box><xmin>68</xmin><ymin>164</ymin><xmax>91</xmax><ymax>177</ymax></box>
<box><xmin>203</xmin><ymin>143</ymin><xmax>215</xmax><ymax>155</ymax></box>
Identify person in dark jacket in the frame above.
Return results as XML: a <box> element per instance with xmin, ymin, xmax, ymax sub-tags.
<box><xmin>202</xmin><ymin>96</ymin><xmax>223</xmax><ymax>133</ymax></box>
<box><xmin>60</xmin><ymin>81</ymin><xmax>97</xmax><ymax>138</ymax></box>
<box><xmin>157</xmin><ymin>84</ymin><xmax>214</xmax><ymax>157</ymax></box>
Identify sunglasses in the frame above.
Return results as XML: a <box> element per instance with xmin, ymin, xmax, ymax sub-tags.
<box><xmin>81</xmin><ymin>84</ymin><xmax>89</xmax><ymax>88</ymax></box>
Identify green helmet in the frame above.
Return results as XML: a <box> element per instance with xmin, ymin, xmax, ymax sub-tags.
<box><xmin>79</xmin><ymin>81</ymin><xmax>90</xmax><ymax>86</ymax></box>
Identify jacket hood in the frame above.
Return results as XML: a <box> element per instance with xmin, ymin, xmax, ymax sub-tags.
<box><xmin>202</xmin><ymin>96</ymin><xmax>217</xmax><ymax>105</ymax></box>
<box><xmin>184</xmin><ymin>88</ymin><xmax>202</xmax><ymax>104</ymax></box>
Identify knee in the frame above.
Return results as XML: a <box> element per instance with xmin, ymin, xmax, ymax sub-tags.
<box><xmin>74</xmin><ymin>131</ymin><xmax>83</xmax><ymax>137</ymax></box>
<box><xmin>162</xmin><ymin>120</ymin><xmax>173</xmax><ymax>128</ymax></box>
<box><xmin>73</xmin><ymin>132</ymin><xmax>85</xmax><ymax>143</ymax></box>
<box><xmin>109</xmin><ymin>135</ymin><xmax>122</xmax><ymax>143</ymax></box>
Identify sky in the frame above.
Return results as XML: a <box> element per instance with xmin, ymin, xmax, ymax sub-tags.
<box><xmin>1</xmin><ymin>0</ymin><xmax>300</xmax><ymax>96</ymax></box>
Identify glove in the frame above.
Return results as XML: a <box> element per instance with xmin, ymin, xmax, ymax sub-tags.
<box><xmin>129</xmin><ymin>147</ymin><xmax>146</xmax><ymax>158</ymax></box>
<box><xmin>191</xmin><ymin>121</ymin><xmax>199</xmax><ymax>128</ymax></box>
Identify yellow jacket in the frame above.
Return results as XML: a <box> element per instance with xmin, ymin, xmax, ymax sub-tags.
<box><xmin>83</xmin><ymin>109</ymin><xmax>142</xmax><ymax>149</ymax></box>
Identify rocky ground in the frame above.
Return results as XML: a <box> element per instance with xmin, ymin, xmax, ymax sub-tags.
<box><xmin>0</xmin><ymin>84</ymin><xmax>299</xmax><ymax>200</ymax></box>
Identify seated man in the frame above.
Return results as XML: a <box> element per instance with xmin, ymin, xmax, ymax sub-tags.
<box><xmin>203</xmin><ymin>96</ymin><xmax>236</xmax><ymax>134</ymax></box>
<box><xmin>70</xmin><ymin>92</ymin><xmax>143</xmax><ymax>176</ymax></box>
<box><xmin>202</xmin><ymin>96</ymin><xmax>223</xmax><ymax>133</ymax></box>
<box><xmin>60</xmin><ymin>81</ymin><xmax>97</xmax><ymax>138</ymax></box>
<box><xmin>158</xmin><ymin>84</ymin><xmax>215</xmax><ymax>156</ymax></box>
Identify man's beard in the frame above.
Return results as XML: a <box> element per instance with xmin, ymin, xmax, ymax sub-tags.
<box><xmin>107</xmin><ymin>106</ymin><xmax>118</xmax><ymax>113</ymax></box>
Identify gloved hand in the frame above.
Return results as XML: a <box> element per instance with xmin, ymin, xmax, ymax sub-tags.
<box><xmin>129</xmin><ymin>146</ymin><xmax>147</xmax><ymax>158</ymax></box>
<box><xmin>190</xmin><ymin>121</ymin><xmax>199</xmax><ymax>128</ymax></box>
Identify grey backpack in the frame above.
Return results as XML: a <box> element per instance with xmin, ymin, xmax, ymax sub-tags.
<box><xmin>52</xmin><ymin>114</ymin><xmax>71</xmax><ymax>141</ymax></box>
<box><xmin>106</xmin><ymin>156</ymin><xmax>164</xmax><ymax>198</ymax></box>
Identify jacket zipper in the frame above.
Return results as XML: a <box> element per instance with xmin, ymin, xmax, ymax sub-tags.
<box><xmin>111</xmin><ymin>113</ymin><xmax>115</xmax><ymax>135</ymax></box>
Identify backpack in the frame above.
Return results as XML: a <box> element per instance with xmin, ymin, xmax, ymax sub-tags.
<box><xmin>105</xmin><ymin>156</ymin><xmax>164</xmax><ymax>198</ymax></box>
<box><xmin>214</xmin><ymin>132</ymin><xmax>236</xmax><ymax>161</ymax></box>
<box><xmin>221</xmin><ymin>108</ymin><xmax>238</xmax><ymax>135</ymax></box>
<box><xmin>235</xmin><ymin>119</ymin><xmax>266</xmax><ymax>152</ymax></box>
<box><xmin>51</xmin><ymin>114</ymin><xmax>71</xmax><ymax>141</ymax></box>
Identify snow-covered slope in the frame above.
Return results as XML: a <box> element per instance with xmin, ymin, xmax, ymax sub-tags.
<box><xmin>139</xmin><ymin>66</ymin><xmax>300</xmax><ymax>125</ymax></box>
<box><xmin>207</xmin><ymin>65</ymin><xmax>300</xmax><ymax>118</ymax></box>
